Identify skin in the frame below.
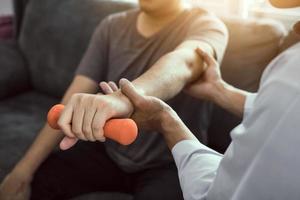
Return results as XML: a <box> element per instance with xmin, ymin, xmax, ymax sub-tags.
<box><xmin>102</xmin><ymin>49</ymin><xmax>249</xmax><ymax>149</ymax></box>
<box><xmin>184</xmin><ymin>48</ymin><xmax>249</xmax><ymax>118</ymax></box>
<box><xmin>100</xmin><ymin>79</ymin><xmax>197</xmax><ymax>149</ymax></box>
<box><xmin>0</xmin><ymin>0</ymin><xmax>214</xmax><ymax>199</ymax></box>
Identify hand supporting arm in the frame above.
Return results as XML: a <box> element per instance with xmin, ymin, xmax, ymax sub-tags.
<box><xmin>132</xmin><ymin>40</ymin><xmax>213</xmax><ymax>100</ymax></box>
<box><xmin>185</xmin><ymin>48</ymin><xmax>252</xmax><ymax>118</ymax></box>
<box><xmin>119</xmin><ymin>78</ymin><xmax>223</xmax><ymax>200</ymax></box>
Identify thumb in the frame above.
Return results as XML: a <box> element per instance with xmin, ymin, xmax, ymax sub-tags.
<box><xmin>119</xmin><ymin>78</ymin><xmax>145</xmax><ymax>107</ymax></box>
<box><xmin>196</xmin><ymin>48</ymin><xmax>218</xmax><ymax>68</ymax></box>
<box><xmin>60</xmin><ymin>136</ymin><xmax>78</xmax><ymax>150</ymax></box>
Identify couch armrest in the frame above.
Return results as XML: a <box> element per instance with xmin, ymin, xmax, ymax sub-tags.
<box><xmin>0</xmin><ymin>40</ymin><xmax>30</xmax><ymax>100</ymax></box>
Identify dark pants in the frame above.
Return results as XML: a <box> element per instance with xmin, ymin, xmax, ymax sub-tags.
<box><xmin>31</xmin><ymin>142</ymin><xmax>183</xmax><ymax>200</ymax></box>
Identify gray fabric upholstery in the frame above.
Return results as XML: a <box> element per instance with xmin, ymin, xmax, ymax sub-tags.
<box><xmin>19</xmin><ymin>0</ymin><xmax>136</xmax><ymax>98</ymax></box>
<box><xmin>0</xmin><ymin>40</ymin><xmax>29</xmax><ymax>100</ymax></box>
<box><xmin>13</xmin><ymin>0</ymin><xmax>29</xmax><ymax>38</ymax></box>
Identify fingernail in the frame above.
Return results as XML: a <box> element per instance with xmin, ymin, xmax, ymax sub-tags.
<box><xmin>119</xmin><ymin>78</ymin><xmax>125</xmax><ymax>83</ymax></box>
<box><xmin>99</xmin><ymin>81</ymin><xmax>105</xmax><ymax>85</ymax></box>
<box><xmin>119</xmin><ymin>78</ymin><xmax>128</xmax><ymax>87</ymax></box>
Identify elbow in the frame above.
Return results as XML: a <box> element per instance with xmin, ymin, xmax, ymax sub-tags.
<box><xmin>166</xmin><ymin>49</ymin><xmax>202</xmax><ymax>82</ymax></box>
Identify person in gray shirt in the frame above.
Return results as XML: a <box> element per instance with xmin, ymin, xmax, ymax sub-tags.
<box><xmin>0</xmin><ymin>0</ymin><xmax>227</xmax><ymax>200</ymax></box>
<box><xmin>112</xmin><ymin>0</ymin><xmax>300</xmax><ymax>199</ymax></box>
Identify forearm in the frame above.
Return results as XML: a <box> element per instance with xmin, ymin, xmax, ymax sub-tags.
<box><xmin>159</xmin><ymin>109</ymin><xmax>198</xmax><ymax>149</ymax></box>
<box><xmin>16</xmin><ymin>93</ymin><xmax>72</xmax><ymax>174</ymax></box>
<box><xmin>16</xmin><ymin>126</ymin><xmax>64</xmax><ymax>174</ymax></box>
<box><xmin>212</xmin><ymin>81</ymin><xmax>250</xmax><ymax>118</ymax></box>
<box><xmin>159</xmin><ymin>109</ymin><xmax>222</xmax><ymax>200</ymax></box>
<box><xmin>14</xmin><ymin>75</ymin><xmax>98</xmax><ymax>175</ymax></box>
<box><xmin>132</xmin><ymin>49</ymin><xmax>204</xmax><ymax>100</ymax></box>
<box><xmin>153</xmin><ymin>81</ymin><xmax>249</xmax><ymax>144</ymax></box>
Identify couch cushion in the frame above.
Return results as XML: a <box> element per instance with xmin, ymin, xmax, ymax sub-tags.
<box><xmin>221</xmin><ymin>17</ymin><xmax>286</xmax><ymax>92</ymax></box>
<box><xmin>19</xmin><ymin>0</ymin><xmax>136</xmax><ymax>98</ymax></box>
<box><xmin>0</xmin><ymin>91</ymin><xmax>58</xmax><ymax>180</ymax></box>
<box><xmin>0</xmin><ymin>40</ymin><xmax>30</xmax><ymax>100</ymax></box>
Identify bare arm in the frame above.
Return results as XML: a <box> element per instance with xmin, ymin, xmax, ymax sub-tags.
<box><xmin>160</xmin><ymin>110</ymin><xmax>197</xmax><ymax>149</ymax></box>
<box><xmin>21</xmin><ymin>41</ymin><xmax>213</xmax><ymax>166</ymax></box>
<box><xmin>132</xmin><ymin>40</ymin><xmax>214</xmax><ymax>100</ymax></box>
<box><xmin>22</xmin><ymin>40</ymin><xmax>213</xmax><ymax>167</ymax></box>
<box><xmin>21</xmin><ymin>40</ymin><xmax>209</xmax><ymax>158</ymax></box>
<box><xmin>211</xmin><ymin>82</ymin><xmax>249</xmax><ymax>118</ymax></box>
<box><xmin>16</xmin><ymin>75</ymin><xmax>98</xmax><ymax>174</ymax></box>
<box><xmin>185</xmin><ymin>48</ymin><xmax>250</xmax><ymax>118</ymax></box>
<box><xmin>55</xmin><ymin>41</ymin><xmax>215</xmax><ymax>150</ymax></box>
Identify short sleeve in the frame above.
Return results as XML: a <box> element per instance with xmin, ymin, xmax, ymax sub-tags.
<box><xmin>75</xmin><ymin>17</ymin><xmax>110</xmax><ymax>83</ymax></box>
<box><xmin>185</xmin><ymin>10</ymin><xmax>229</xmax><ymax>63</ymax></box>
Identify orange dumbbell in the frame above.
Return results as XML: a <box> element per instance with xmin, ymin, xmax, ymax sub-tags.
<box><xmin>47</xmin><ymin>104</ymin><xmax>138</xmax><ymax>150</ymax></box>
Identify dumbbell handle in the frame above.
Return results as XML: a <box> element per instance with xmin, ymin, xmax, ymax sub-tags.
<box><xmin>47</xmin><ymin>104</ymin><xmax>138</xmax><ymax>150</ymax></box>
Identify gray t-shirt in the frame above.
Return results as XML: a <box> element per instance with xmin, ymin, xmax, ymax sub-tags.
<box><xmin>76</xmin><ymin>8</ymin><xmax>228</xmax><ymax>172</ymax></box>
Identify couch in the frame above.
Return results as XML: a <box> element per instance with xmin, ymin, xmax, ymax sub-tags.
<box><xmin>0</xmin><ymin>0</ymin><xmax>298</xmax><ymax>199</ymax></box>
<box><xmin>0</xmin><ymin>15</ymin><xmax>13</xmax><ymax>40</ymax></box>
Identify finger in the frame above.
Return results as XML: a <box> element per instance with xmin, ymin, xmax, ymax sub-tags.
<box><xmin>196</xmin><ymin>48</ymin><xmax>218</xmax><ymax>67</ymax></box>
<box><xmin>99</xmin><ymin>82</ymin><xmax>114</xmax><ymax>94</ymax></box>
<box><xmin>71</xmin><ymin>105</ymin><xmax>87</xmax><ymax>141</ymax></box>
<box><xmin>108</xmin><ymin>81</ymin><xmax>118</xmax><ymax>92</ymax></box>
<box><xmin>58</xmin><ymin>104</ymin><xmax>76</xmax><ymax>138</ymax></box>
<box><xmin>119</xmin><ymin>78</ymin><xmax>145</xmax><ymax>107</ymax></box>
<box><xmin>195</xmin><ymin>47</ymin><xmax>205</xmax><ymax>56</ymax></box>
<box><xmin>82</xmin><ymin>108</ymin><xmax>97</xmax><ymax>141</ymax></box>
<box><xmin>60</xmin><ymin>136</ymin><xmax>78</xmax><ymax>150</ymax></box>
<box><xmin>203</xmin><ymin>52</ymin><xmax>218</xmax><ymax>67</ymax></box>
<box><xmin>91</xmin><ymin>109</ymin><xmax>106</xmax><ymax>142</ymax></box>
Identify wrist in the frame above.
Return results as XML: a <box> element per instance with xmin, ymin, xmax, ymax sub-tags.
<box><xmin>211</xmin><ymin>80</ymin><xmax>247</xmax><ymax>117</ymax></box>
<box><xmin>159</xmin><ymin>107</ymin><xmax>196</xmax><ymax>149</ymax></box>
<box><xmin>211</xmin><ymin>80</ymin><xmax>231</xmax><ymax>104</ymax></box>
<box><xmin>12</xmin><ymin>162</ymin><xmax>34</xmax><ymax>181</ymax></box>
<box><xmin>159</xmin><ymin>107</ymin><xmax>183</xmax><ymax>135</ymax></box>
<box><xmin>110</xmin><ymin>91</ymin><xmax>134</xmax><ymax>118</ymax></box>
